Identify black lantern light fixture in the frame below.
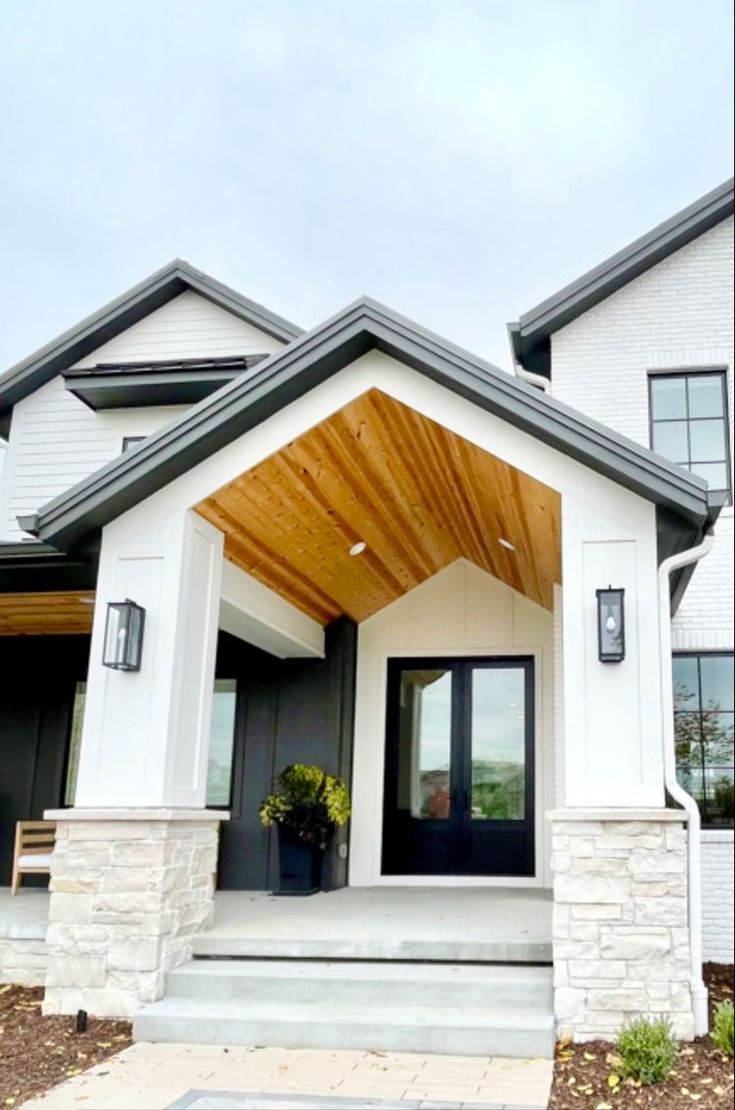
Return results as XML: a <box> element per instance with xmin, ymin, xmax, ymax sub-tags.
<box><xmin>596</xmin><ymin>587</ymin><xmax>625</xmax><ymax>663</ymax></box>
<box><xmin>102</xmin><ymin>599</ymin><xmax>146</xmax><ymax>672</ymax></box>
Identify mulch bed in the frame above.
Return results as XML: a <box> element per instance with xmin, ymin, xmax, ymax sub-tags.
<box><xmin>549</xmin><ymin>963</ymin><xmax>734</xmax><ymax>1109</ymax></box>
<box><xmin>0</xmin><ymin>984</ymin><xmax>132</xmax><ymax>1107</ymax></box>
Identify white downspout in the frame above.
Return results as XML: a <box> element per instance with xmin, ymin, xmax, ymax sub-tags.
<box><xmin>513</xmin><ymin>362</ymin><xmax>552</xmax><ymax>393</ymax></box>
<box><xmin>657</xmin><ymin>527</ymin><xmax>715</xmax><ymax>1037</ymax></box>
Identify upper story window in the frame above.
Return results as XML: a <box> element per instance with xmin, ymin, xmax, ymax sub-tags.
<box><xmin>649</xmin><ymin>370</ymin><xmax>731</xmax><ymax>496</ymax></box>
<box><xmin>674</xmin><ymin>652</ymin><xmax>734</xmax><ymax>828</ymax></box>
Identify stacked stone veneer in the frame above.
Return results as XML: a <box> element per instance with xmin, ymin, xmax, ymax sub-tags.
<box><xmin>551</xmin><ymin>810</ymin><xmax>695</xmax><ymax>1042</ymax></box>
<box><xmin>0</xmin><ymin>936</ymin><xmax>47</xmax><ymax>987</ymax></box>
<box><xmin>43</xmin><ymin>810</ymin><xmax>222</xmax><ymax>1017</ymax></box>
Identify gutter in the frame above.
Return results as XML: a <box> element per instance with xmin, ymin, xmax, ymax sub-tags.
<box><xmin>657</xmin><ymin>527</ymin><xmax>716</xmax><ymax>1037</ymax></box>
<box><xmin>513</xmin><ymin>361</ymin><xmax>551</xmax><ymax>394</ymax></box>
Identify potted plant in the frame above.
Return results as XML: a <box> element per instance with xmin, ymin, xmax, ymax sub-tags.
<box><xmin>259</xmin><ymin>764</ymin><xmax>351</xmax><ymax>895</ymax></box>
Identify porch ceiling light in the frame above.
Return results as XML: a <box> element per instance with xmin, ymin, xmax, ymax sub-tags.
<box><xmin>102</xmin><ymin>598</ymin><xmax>145</xmax><ymax>672</ymax></box>
<box><xmin>596</xmin><ymin>586</ymin><xmax>625</xmax><ymax>663</ymax></box>
<box><xmin>349</xmin><ymin>541</ymin><xmax>367</xmax><ymax>556</ymax></box>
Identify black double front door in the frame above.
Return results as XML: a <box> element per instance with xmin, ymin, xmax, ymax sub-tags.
<box><xmin>381</xmin><ymin>657</ymin><xmax>535</xmax><ymax>877</ymax></box>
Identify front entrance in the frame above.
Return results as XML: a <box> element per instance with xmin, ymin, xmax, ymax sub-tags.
<box><xmin>381</xmin><ymin>657</ymin><xmax>535</xmax><ymax>877</ymax></box>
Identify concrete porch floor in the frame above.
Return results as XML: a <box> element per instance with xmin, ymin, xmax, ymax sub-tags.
<box><xmin>195</xmin><ymin>888</ymin><xmax>553</xmax><ymax>963</ymax></box>
<box><xmin>0</xmin><ymin>887</ymin><xmax>49</xmax><ymax>940</ymax></box>
<box><xmin>0</xmin><ymin>886</ymin><xmax>554</xmax><ymax>966</ymax></box>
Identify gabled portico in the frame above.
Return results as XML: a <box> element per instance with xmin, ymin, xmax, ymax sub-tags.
<box><xmin>10</xmin><ymin>298</ymin><xmax>718</xmax><ymax>1042</ymax></box>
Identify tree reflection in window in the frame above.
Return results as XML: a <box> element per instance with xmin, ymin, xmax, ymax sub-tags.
<box><xmin>674</xmin><ymin>653</ymin><xmax>734</xmax><ymax>827</ymax></box>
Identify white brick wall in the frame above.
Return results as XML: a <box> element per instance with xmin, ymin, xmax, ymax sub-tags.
<box><xmin>551</xmin><ymin>216</ymin><xmax>734</xmax><ymax>650</ymax></box>
<box><xmin>550</xmin><ymin>214</ymin><xmax>734</xmax><ymax>963</ymax></box>
<box><xmin>701</xmin><ymin>831</ymin><xmax>734</xmax><ymax>963</ymax></box>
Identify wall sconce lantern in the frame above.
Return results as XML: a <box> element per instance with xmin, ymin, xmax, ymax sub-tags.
<box><xmin>102</xmin><ymin>599</ymin><xmax>145</xmax><ymax>671</ymax></box>
<box><xmin>596</xmin><ymin>587</ymin><xmax>625</xmax><ymax>663</ymax></box>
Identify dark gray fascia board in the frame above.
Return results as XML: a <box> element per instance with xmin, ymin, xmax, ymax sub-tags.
<box><xmin>512</xmin><ymin>178</ymin><xmax>734</xmax><ymax>375</ymax></box>
<box><xmin>21</xmin><ymin>296</ymin><xmax>717</xmax><ymax>555</ymax></box>
<box><xmin>0</xmin><ymin>259</ymin><xmax>302</xmax><ymax>418</ymax></box>
<box><xmin>0</xmin><ymin>541</ymin><xmax>97</xmax><ymax>593</ymax></box>
<box><xmin>64</xmin><ymin>369</ymin><xmax>244</xmax><ymax>410</ymax></box>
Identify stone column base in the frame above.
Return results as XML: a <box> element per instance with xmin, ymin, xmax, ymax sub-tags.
<box><xmin>42</xmin><ymin>808</ymin><xmax>225</xmax><ymax>1018</ymax></box>
<box><xmin>550</xmin><ymin>808</ymin><xmax>695</xmax><ymax>1042</ymax></box>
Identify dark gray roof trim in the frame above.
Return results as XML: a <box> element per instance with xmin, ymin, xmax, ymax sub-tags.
<box><xmin>0</xmin><ymin>260</ymin><xmax>302</xmax><ymax>418</ymax></box>
<box><xmin>511</xmin><ymin>178</ymin><xmax>734</xmax><ymax>377</ymax></box>
<box><xmin>20</xmin><ymin>297</ymin><xmax>718</xmax><ymax>554</ymax></box>
<box><xmin>0</xmin><ymin>541</ymin><xmax>97</xmax><ymax>593</ymax></box>
<box><xmin>63</xmin><ymin>354</ymin><xmax>268</xmax><ymax>410</ymax></box>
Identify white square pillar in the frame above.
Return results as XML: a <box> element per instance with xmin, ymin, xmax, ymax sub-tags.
<box><xmin>560</xmin><ymin>490</ymin><xmax>665</xmax><ymax>807</ymax></box>
<box><xmin>75</xmin><ymin>509</ymin><xmax>224</xmax><ymax>808</ymax></box>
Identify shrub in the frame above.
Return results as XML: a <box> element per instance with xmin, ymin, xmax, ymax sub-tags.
<box><xmin>616</xmin><ymin>1017</ymin><xmax>678</xmax><ymax>1085</ymax></box>
<box><xmin>712</xmin><ymin>1000</ymin><xmax>734</xmax><ymax>1058</ymax></box>
<box><xmin>259</xmin><ymin>764</ymin><xmax>351</xmax><ymax>848</ymax></box>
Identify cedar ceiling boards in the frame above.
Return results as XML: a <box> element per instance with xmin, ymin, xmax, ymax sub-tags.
<box><xmin>195</xmin><ymin>390</ymin><xmax>561</xmax><ymax>623</ymax></box>
<box><xmin>0</xmin><ymin>591</ymin><xmax>95</xmax><ymax>635</ymax></box>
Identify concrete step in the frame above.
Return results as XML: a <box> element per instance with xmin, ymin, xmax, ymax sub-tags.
<box><xmin>191</xmin><ymin>933</ymin><xmax>552</xmax><ymax>963</ymax></box>
<box><xmin>167</xmin><ymin>959</ymin><xmax>553</xmax><ymax>1010</ymax></box>
<box><xmin>134</xmin><ymin>994</ymin><xmax>555</xmax><ymax>1058</ymax></box>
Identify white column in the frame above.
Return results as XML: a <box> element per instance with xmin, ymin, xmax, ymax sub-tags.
<box><xmin>74</xmin><ymin>508</ymin><xmax>223</xmax><ymax>807</ymax></box>
<box><xmin>560</xmin><ymin>490</ymin><xmax>665</xmax><ymax>807</ymax></box>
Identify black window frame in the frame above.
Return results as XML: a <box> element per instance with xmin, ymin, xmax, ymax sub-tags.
<box><xmin>648</xmin><ymin>368</ymin><xmax>732</xmax><ymax>501</ymax></box>
<box><xmin>673</xmin><ymin>651</ymin><xmax>734</xmax><ymax>829</ymax></box>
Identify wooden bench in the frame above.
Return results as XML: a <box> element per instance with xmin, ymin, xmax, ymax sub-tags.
<box><xmin>11</xmin><ymin>821</ymin><xmax>56</xmax><ymax>895</ymax></box>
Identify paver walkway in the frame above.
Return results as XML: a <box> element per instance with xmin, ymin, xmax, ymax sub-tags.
<box><xmin>21</xmin><ymin>1043</ymin><xmax>552</xmax><ymax>1109</ymax></box>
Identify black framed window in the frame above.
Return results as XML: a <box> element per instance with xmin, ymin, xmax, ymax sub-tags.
<box><xmin>673</xmin><ymin>653</ymin><xmax>734</xmax><ymax>828</ymax></box>
<box><xmin>649</xmin><ymin>371</ymin><xmax>731</xmax><ymax>496</ymax></box>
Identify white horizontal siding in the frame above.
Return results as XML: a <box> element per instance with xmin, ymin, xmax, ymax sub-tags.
<box><xmin>70</xmin><ymin>289</ymin><xmax>283</xmax><ymax>367</ymax></box>
<box><xmin>0</xmin><ymin>291</ymin><xmax>285</xmax><ymax>539</ymax></box>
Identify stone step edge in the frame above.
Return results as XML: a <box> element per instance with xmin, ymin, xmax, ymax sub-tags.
<box><xmin>175</xmin><ymin>959</ymin><xmax>553</xmax><ymax>979</ymax></box>
<box><xmin>136</xmin><ymin>997</ymin><xmax>555</xmax><ymax>1029</ymax></box>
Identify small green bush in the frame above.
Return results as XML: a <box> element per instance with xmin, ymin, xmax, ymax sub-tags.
<box><xmin>259</xmin><ymin>764</ymin><xmax>351</xmax><ymax>847</ymax></box>
<box><xmin>616</xmin><ymin>1017</ymin><xmax>678</xmax><ymax>1085</ymax></box>
<box><xmin>712</xmin><ymin>1000</ymin><xmax>734</xmax><ymax>1058</ymax></box>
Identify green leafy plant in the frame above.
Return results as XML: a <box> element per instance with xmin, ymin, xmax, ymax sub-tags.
<box><xmin>259</xmin><ymin>764</ymin><xmax>351</xmax><ymax>848</ymax></box>
<box><xmin>616</xmin><ymin>1017</ymin><xmax>678</xmax><ymax>1085</ymax></box>
<box><xmin>712</xmin><ymin>1000</ymin><xmax>734</xmax><ymax>1058</ymax></box>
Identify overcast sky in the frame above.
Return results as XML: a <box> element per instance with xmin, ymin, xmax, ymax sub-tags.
<box><xmin>0</xmin><ymin>0</ymin><xmax>733</xmax><ymax>381</ymax></box>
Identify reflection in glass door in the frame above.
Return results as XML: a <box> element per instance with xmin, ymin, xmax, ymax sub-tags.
<box><xmin>382</xmin><ymin>657</ymin><xmax>534</xmax><ymax>877</ymax></box>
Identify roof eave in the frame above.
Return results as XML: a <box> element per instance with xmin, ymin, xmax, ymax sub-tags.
<box><xmin>515</xmin><ymin>178</ymin><xmax>734</xmax><ymax>371</ymax></box>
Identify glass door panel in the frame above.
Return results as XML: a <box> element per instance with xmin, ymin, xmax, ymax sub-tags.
<box><xmin>470</xmin><ymin>667</ymin><xmax>526</xmax><ymax>820</ymax></box>
<box><xmin>398</xmin><ymin>669</ymin><xmax>452</xmax><ymax>819</ymax></box>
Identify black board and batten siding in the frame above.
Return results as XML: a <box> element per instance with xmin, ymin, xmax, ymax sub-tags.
<box><xmin>0</xmin><ymin>635</ymin><xmax>90</xmax><ymax>885</ymax></box>
<box><xmin>215</xmin><ymin>619</ymin><xmax>357</xmax><ymax>891</ymax></box>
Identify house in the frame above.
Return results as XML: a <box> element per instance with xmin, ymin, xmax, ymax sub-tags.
<box><xmin>0</xmin><ymin>179</ymin><xmax>732</xmax><ymax>1055</ymax></box>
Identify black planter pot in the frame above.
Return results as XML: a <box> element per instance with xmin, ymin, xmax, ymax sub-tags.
<box><xmin>276</xmin><ymin>825</ymin><xmax>324</xmax><ymax>895</ymax></box>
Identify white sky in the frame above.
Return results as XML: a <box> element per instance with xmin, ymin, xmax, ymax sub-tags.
<box><xmin>0</xmin><ymin>0</ymin><xmax>733</xmax><ymax>387</ymax></box>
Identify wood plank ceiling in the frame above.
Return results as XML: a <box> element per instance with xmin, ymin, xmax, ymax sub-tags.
<box><xmin>0</xmin><ymin>591</ymin><xmax>95</xmax><ymax>635</ymax></box>
<box><xmin>196</xmin><ymin>389</ymin><xmax>561</xmax><ymax>623</ymax></box>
